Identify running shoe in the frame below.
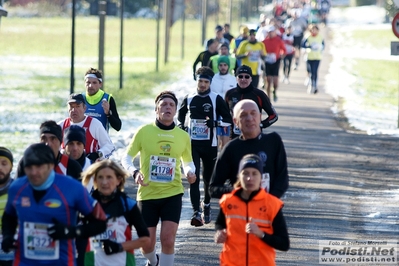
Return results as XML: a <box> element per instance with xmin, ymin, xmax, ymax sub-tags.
<box><xmin>202</xmin><ymin>202</ymin><xmax>211</xmax><ymax>224</ymax></box>
<box><xmin>313</xmin><ymin>87</ymin><xmax>318</xmax><ymax>94</ymax></box>
<box><xmin>145</xmin><ymin>254</ymin><xmax>159</xmax><ymax>266</ymax></box>
<box><xmin>304</xmin><ymin>77</ymin><xmax>310</xmax><ymax>86</ymax></box>
<box><xmin>307</xmin><ymin>84</ymin><xmax>312</xmax><ymax>94</ymax></box>
<box><xmin>191</xmin><ymin>211</ymin><xmax>204</xmax><ymax>227</ymax></box>
<box><xmin>273</xmin><ymin>91</ymin><xmax>278</xmax><ymax>102</ymax></box>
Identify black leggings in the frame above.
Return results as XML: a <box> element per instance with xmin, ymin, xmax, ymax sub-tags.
<box><xmin>191</xmin><ymin>145</ymin><xmax>217</xmax><ymax>212</ymax></box>
<box><xmin>251</xmin><ymin>75</ymin><xmax>260</xmax><ymax>89</ymax></box>
<box><xmin>307</xmin><ymin>60</ymin><xmax>320</xmax><ymax>87</ymax></box>
<box><xmin>283</xmin><ymin>54</ymin><xmax>294</xmax><ymax>78</ymax></box>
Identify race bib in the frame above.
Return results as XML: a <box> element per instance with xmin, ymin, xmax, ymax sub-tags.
<box><xmin>265</xmin><ymin>53</ymin><xmax>277</xmax><ymax>64</ymax></box>
<box><xmin>190</xmin><ymin>119</ymin><xmax>210</xmax><ymax>140</ymax></box>
<box><xmin>90</xmin><ymin>233</ymin><xmax>108</xmax><ymax>249</ymax></box>
<box><xmin>149</xmin><ymin>155</ymin><xmax>176</xmax><ymax>183</ymax></box>
<box><xmin>292</xmin><ymin>26</ymin><xmax>302</xmax><ymax>35</ymax></box>
<box><xmin>261</xmin><ymin>173</ymin><xmax>270</xmax><ymax>193</ymax></box>
<box><xmin>249</xmin><ymin>50</ymin><xmax>261</xmax><ymax>62</ymax></box>
<box><xmin>285</xmin><ymin>44</ymin><xmax>294</xmax><ymax>54</ymax></box>
<box><xmin>233</xmin><ymin>124</ymin><xmax>241</xmax><ymax>135</ymax></box>
<box><xmin>90</xmin><ymin>221</ymin><xmax>117</xmax><ymax>249</ymax></box>
<box><xmin>24</xmin><ymin>222</ymin><xmax>59</xmax><ymax>260</ymax></box>
<box><xmin>0</xmin><ymin>234</ymin><xmax>14</xmax><ymax>260</ymax></box>
<box><xmin>311</xmin><ymin>43</ymin><xmax>321</xmax><ymax>51</ymax></box>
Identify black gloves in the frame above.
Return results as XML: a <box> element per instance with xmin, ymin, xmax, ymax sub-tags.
<box><xmin>1</xmin><ymin>235</ymin><xmax>16</xmax><ymax>253</ymax></box>
<box><xmin>47</xmin><ymin>218</ymin><xmax>77</xmax><ymax>240</ymax></box>
<box><xmin>205</xmin><ymin>119</ymin><xmax>217</xmax><ymax>129</ymax></box>
<box><xmin>260</xmin><ymin>121</ymin><xmax>269</xmax><ymax>129</ymax></box>
<box><xmin>177</xmin><ymin>124</ymin><xmax>188</xmax><ymax>132</ymax></box>
<box><xmin>101</xmin><ymin>239</ymin><xmax>123</xmax><ymax>255</ymax></box>
<box><xmin>87</xmin><ymin>152</ymin><xmax>100</xmax><ymax>162</ymax></box>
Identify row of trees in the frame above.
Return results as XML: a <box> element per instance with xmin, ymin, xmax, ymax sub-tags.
<box><xmin>385</xmin><ymin>0</ymin><xmax>399</xmax><ymax>18</ymax></box>
<box><xmin>2</xmin><ymin>0</ymin><xmax>399</xmax><ymax>19</ymax></box>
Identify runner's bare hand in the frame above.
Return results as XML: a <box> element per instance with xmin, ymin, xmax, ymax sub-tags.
<box><xmin>134</xmin><ymin>171</ymin><xmax>149</xmax><ymax>186</ymax></box>
<box><xmin>101</xmin><ymin>99</ymin><xmax>110</xmax><ymax>115</ymax></box>
<box><xmin>186</xmin><ymin>172</ymin><xmax>196</xmax><ymax>184</ymax></box>
<box><xmin>215</xmin><ymin>229</ymin><xmax>227</xmax><ymax>243</ymax></box>
<box><xmin>246</xmin><ymin>218</ymin><xmax>263</xmax><ymax>238</ymax></box>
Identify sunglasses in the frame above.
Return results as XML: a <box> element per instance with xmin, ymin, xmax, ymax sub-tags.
<box><xmin>238</xmin><ymin>75</ymin><xmax>251</xmax><ymax>79</ymax></box>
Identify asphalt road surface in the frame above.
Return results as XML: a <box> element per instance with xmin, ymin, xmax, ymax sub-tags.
<box><xmin>125</xmin><ymin>26</ymin><xmax>399</xmax><ymax>265</ymax></box>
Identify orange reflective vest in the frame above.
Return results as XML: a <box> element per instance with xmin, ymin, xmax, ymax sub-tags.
<box><xmin>219</xmin><ymin>188</ymin><xmax>283</xmax><ymax>266</ymax></box>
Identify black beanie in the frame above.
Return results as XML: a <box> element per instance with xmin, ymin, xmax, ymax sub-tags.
<box><xmin>23</xmin><ymin>143</ymin><xmax>55</xmax><ymax>167</ymax></box>
<box><xmin>63</xmin><ymin>125</ymin><xmax>86</xmax><ymax>146</ymax></box>
<box><xmin>236</xmin><ymin>65</ymin><xmax>253</xmax><ymax>77</ymax></box>
<box><xmin>40</xmin><ymin>123</ymin><xmax>63</xmax><ymax>143</ymax></box>
<box><xmin>0</xmin><ymin>147</ymin><xmax>13</xmax><ymax>166</ymax></box>
<box><xmin>238</xmin><ymin>154</ymin><xmax>263</xmax><ymax>174</ymax></box>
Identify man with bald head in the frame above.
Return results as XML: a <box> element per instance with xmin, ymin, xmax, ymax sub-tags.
<box><xmin>209</xmin><ymin>99</ymin><xmax>288</xmax><ymax>199</ymax></box>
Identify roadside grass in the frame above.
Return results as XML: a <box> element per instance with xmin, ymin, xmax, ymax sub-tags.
<box><xmin>350</xmin><ymin>59</ymin><xmax>399</xmax><ymax>110</ymax></box>
<box><xmin>0</xmin><ymin>15</ymin><xmax>228</xmax><ymax>158</ymax></box>
<box><xmin>349</xmin><ymin>29</ymin><xmax>398</xmax><ymax>49</ymax></box>
<box><xmin>337</xmin><ymin>27</ymin><xmax>399</xmax><ymax>112</ymax></box>
<box><xmin>0</xmin><ymin>16</ymin><xmax>212</xmax><ymax>107</ymax></box>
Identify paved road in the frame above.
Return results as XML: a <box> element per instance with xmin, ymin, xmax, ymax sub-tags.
<box><xmin>126</xmin><ymin>26</ymin><xmax>399</xmax><ymax>265</ymax></box>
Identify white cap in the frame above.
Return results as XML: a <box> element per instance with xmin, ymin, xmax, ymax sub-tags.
<box><xmin>267</xmin><ymin>26</ymin><xmax>276</xmax><ymax>33</ymax></box>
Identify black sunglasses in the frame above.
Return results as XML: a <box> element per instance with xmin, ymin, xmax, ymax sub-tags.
<box><xmin>238</xmin><ymin>75</ymin><xmax>251</xmax><ymax>79</ymax></box>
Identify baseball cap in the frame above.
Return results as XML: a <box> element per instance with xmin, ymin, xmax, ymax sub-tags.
<box><xmin>68</xmin><ymin>93</ymin><xmax>85</xmax><ymax>104</ymax></box>
<box><xmin>215</xmin><ymin>25</ymin><xmax>223</xmax><ymax>32</ymax></box>
<box><xmin>240</xmin><ymin>26</ymin><xmax>249</xmax><ymax>34</ymax></box>
<box><xmin>23</xmin><ymin>143</ymin><xmax>55</xmax><ymax>167</ymax></box>
<box><xmin>267</xmin><ymin>25</ymin><xmax>276</xmax><ymax>33</ymax></box>
<box><xmin>219</xmin><ymin>43</ymin><xmax>229</xmax><ymax>49</ymax></box>
<box><xmin>236</xmin><ymin>65</ymin><xmax>252</xmax><ymax>76</ymax></box>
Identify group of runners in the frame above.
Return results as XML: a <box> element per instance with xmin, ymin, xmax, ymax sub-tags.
<box><xmin>0</xmin><ymin>58</ymin><xmax>291</xmax><ymax>266</ymax></box>
<box><xmin>0</xmin><ymin>1</ymin><xmax>333</xmax><ymax>265</ymax></box>
<box><xmin>194</xmin><ymin>0</ymin><xmax>327</xmax><ymax>100</ymax></box>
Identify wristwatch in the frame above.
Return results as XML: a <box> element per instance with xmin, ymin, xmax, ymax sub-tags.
<box><xmin>97</xmin><ymin>151</ymin><xmax>103</xmax><ymax>159</ymax></box>
<box><xmin>106</xmin><ymin>110</ymin><xmax>112</xmax><ymax>117</ymax></box>
<box><xmin>133</xmin><ymin>169</ymin><xmax>139</xmax><ymax>179</ymax></box>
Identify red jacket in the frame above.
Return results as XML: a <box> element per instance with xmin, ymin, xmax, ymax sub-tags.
<box><xmin>262</xmin><ymin>36</ymin><xmax>287</xmax><ymax>61</ymax></box>
<box><xmin>219</xmin><ymin>188</ymin><xmax>283</xmax><ymax>266</ymax></box>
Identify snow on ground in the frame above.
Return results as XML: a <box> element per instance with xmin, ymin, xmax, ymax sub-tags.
<box><xmin>325</xmin><ymin>6</ymin><xmax>399</xmax><ymax>137</ymax></box>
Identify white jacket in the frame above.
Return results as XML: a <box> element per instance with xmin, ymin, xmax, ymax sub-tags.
<box><xmin>210</xmin><ymin>73</ymin><xmax>237</xmax><ymax>99</ymax></box>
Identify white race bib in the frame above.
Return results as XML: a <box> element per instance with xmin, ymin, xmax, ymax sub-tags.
<box><xmin>311</xmin><ymin>43</ymin><xmax>321</xmax><ymax>51</ymax></box>
<box><xmin>90</xmin><ymin>218</ymin><xmax>120</xmax><ymax>249</ymax></box>
<box><xmin>285</xmin><ymin>44</ymin><xmax>294</xmax><ymax>54</ymax></box>
<box><xmin>233</xmin><ymin>124</ymin><xmax>241</xmax><ymax>135</ymax></box>
<box><xmin>265</xmin><ymin>53</ymin><xmax>277</xmax><ymax>64</ymax></box>
<box><xmin>261</xmin><ymin>173</ymin><xmax>270</xmax><ymax>193</ymax></box>
<box><xmin>190</xmin><ymin>119</ymin><xmax>210</xmax><ymax>140</ymax></box>
<box><xmin>249</xmin><ymin>50</ymin><xmax>261</xmax><ymax>62</ymax></box>
<box><xmin>23</xmin><ymin>222</ymin><xmax>59</xmax><ymax>260</ymax></box>
<box><xmin>149</xmin><ymin>156</ymin><xmax>176</xmax><ymax>183</ymax></box>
